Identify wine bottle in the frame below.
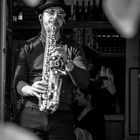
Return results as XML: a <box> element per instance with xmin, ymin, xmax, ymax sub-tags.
<box><xmin>13</xmin><ymin>0</ymin><xmax>19</xmax><ymax>22</ymax></box>
<box><xmin>95</xmin><ymin>0</ymin><xmax>100</xmax><ymax>21</ymax></box>
<box><xmin>80</xmin><ymin>1</ymin><xmax>85</xmax><ymax>21</ymax></box>
<box><xmin>99</xmin><ymin>0</ymin><xmax>103</xmax><ymax>21</ymax></box>
<box><xmin>87</xmin><ymin>1</ymin><xmax>92</xmax><ymax>21</ymax></box>
<box><xmin>91</xmin><ymin>0</ymin><xmax>96</xmax><ymax>21</ymax></box>
<box><xmin>74</xmin><ymin>1</ymin><xmax>80</xmax><ymax>21</ymax></box>
<box><xmin>17</xmin><ymin>1</ymin><xmax>23</xmax><ymax>21</ymax></box>
<box><xmin>69</xmin><ymin>2</ymin><xmax>74</xmax><ymax>22</ymax></box>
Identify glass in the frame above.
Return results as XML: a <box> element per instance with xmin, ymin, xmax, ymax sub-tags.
<box><xmin>44</xmin><ymin>9</ymin><xmax>66</xmax><ymax>19</ymax></box>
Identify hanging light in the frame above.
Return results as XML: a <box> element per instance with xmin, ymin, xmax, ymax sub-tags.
<box><xmin>103</xmin><ymin>0</ymin><xmax>140</xmax><ymax>38</ymax></box>
<box><xmin>23</xmin><ymin>0</ymin><xmax>41</xmax><ymax>7</ymax></box>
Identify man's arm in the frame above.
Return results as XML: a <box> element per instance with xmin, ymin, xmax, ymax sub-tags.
<box><xmin>66</xmin><ymin>44</ymin><xmax>89</xmax><ymax>89</ymax></box>
<box><xmin>13</xmin><ymin>46</ymin><xmax>28</xmax><ymax>95</ymax></box>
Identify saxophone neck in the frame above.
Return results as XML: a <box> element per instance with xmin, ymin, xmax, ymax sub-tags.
<box><xmin>45</xmin><ymin>26</ymin><xmax>61</xmax><ymax>42</ymax></box>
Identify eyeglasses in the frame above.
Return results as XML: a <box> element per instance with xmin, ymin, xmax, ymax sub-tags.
<box><xmin>44</xmin><ymin>9</ymin><xmax>66</xmax><ymax>19</ymax></box>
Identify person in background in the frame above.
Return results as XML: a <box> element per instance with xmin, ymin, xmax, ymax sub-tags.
<box><xmin>13</xmin><ymin>0</ymin><xmax>89</xmax><ymax>140</ymax></box>
<box><xmin>74</xmin><ymin>81</ymin><xmax>106</xmax><ymax>140</ymax></box>
<box><xmin>95</xmin><ymin>66</ymin><xmax>117</xmax><ymax>114</ymax></box>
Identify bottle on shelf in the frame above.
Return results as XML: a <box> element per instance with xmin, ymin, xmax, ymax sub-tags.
<box><xmin>95</xmin><ymin>0</ymin><xmax>100</xmax><ymax>21</ymax></box>
<box><xmin>91</xmin><ymin>0</ymin><xmax>96</xmax><ymax>21</ymax></box>
<box><xmin>17</xmin><ymin>1</ymin><xmax>23</xmax><ymax>21</ymax></box>
<box><xmin>74</xmin><ymin>0</ymin><xmax>80</xmax><ymax>21</ymax></box>
<box><xmin>68</xmin><ymin>2</ymin><xmax>74</xmax><ymax>22</ymax></box>
<box><xmin>84</xmin><ymin>28</ymin><xmax>95</xmax><ymax>49</ymax></box>
<box><xmin>84</xmin><ymin>3</ymin><xmax>88</xmax><ymax>21</ymax></box>
<box><xmin>98</xmin><ymin>0</ymin><xmax>104</xmax><ymax>21</ymax></box>
<box><xmin>80</xmin><ymin>1</ymin><xmax>85</xmax><ymax>21</ymax></box>
<box><xmin>12</xmin><ymin>1</ymin><xmax>18</xmax><ymax>22</ymax></box>
<box><xmin>87</xmin><ymin>1</ymin><xmax>92</xmax><ymax>21</ymax></box>
<box><xmin>75</xmin><ymin>28</ymin><xmax>84</xmax><ymax>45</ymax></box>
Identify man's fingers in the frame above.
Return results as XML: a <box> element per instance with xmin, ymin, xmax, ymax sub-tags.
<box><xmin>36</xmin><ymin>85</ymin><xmax>47</xmax><ymax>90</ymax></box>
<box><xmin>32</xmin><ymin>87</ymin><xmax>46</xmax><ymax>94</ymax></box>
<box><xmin>32</xmin><ymin>91</ymin><xmax>41</xmax><ymax>98</ymax></box>
<box><xmin>32</xmin><ymin>81</ymin><xmax>47</xmax><ymax>90</ymax></box>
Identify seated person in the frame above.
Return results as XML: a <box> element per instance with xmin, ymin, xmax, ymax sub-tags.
<box><xmin>95</xmin><ymin>66</ymin><xmax>117</xmax><ymax>114</ymax></box>
<box><xmin>74</xmin><ymin>81</ymin><xmax>106</xmax><ymax>140</ymax></box>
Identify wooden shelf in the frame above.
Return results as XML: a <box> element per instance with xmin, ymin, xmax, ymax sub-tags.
<box><xmin>12</xmin><ymin>20</ymin><xmax>40</xmax><ymax>30</ymax></box>
<box><xmin>87</xmin><ymin>46</ymin><xmax>126</xmax><ymax>57</ymax></box>
<box><xmin>65</xmin><ymin>21</ymin><xmax>113</xmax><ymax>29</ymax></box>
<box><xmin>12</xmin><ymin>21</ymin><xmax>113</xmax><ymax>30</ymax></box>
<box><xmin>99</xmin><ymin>52</ymin><xmax>125</xmax><ymax>57</ymax></box>
<box><xmin>104</xmin><ymin>114</ymin><xmax>124</xmax><ymax>121</ymax></box>
<box><xmin>12</xmin><ymin>21</ymin><xmax>125</xmax><ymax>57</ymax></box>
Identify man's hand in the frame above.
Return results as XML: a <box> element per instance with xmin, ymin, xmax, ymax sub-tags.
<box><xmin>51</xmin><ymin>47</ymin><xmax>74</xmax><ymax>72</ymax></box>
<box><xmin>51</xmin><ymin>47</ymin><xmax>68</xmax><ymax>63</ymax></box>
<box><xmin>21</xmin><ymin>81</ymin><xmax>47</xmax><ymax>98</ymax></box>
<box><xmin>102</xmin><ymin>80</ymin><xmax>116</xmax><ymax>95</ymax></box>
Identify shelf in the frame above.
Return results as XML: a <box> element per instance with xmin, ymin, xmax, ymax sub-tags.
<box><xmin>87</xmin><ymin>46</ymin><xmax>126</xmax><ymax>57</ymax></box>
<box><xmin>104</xmin><ymin>114</ymin><xmax>124</xmax><ymax>121</ymax></box>
<box><xmin>65</xmin><ymin>21</ymin><xmax>113</xmax><ymax>29</ymax></box>
<box><xmin>12</xmin><ymin>21</ymin><xmax>113</xmax><ymax>30</ymax></box>
<box><xmin>99</xmin><ymin>53</ymin><xmax>126</xmax><ymax>57</ymax></box>
<box><xmin>12</xmin><ymin>20</ymin><xmax>40</xmax><ymax>30</ymax></box>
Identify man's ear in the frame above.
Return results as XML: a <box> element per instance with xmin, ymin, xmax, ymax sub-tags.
<box><xmin>38</xmin><ymin>14</ymin><xmax>42</xmax><ymax>21</ymax></box>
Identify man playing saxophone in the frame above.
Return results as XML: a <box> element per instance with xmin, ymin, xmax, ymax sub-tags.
<box><xmin>13</xmin><ymin>0</ymin><xmax>89</xmax><ymax>140</ymax></box>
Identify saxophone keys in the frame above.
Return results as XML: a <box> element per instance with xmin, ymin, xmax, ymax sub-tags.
<box><xmin>42</xmin><ymin>93</ymin><xmax>48</xmax><ymax>100</ymax></box>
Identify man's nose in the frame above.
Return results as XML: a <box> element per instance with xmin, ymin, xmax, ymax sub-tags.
<box><xmin>52</xmin><ymin>13</ymin><xmax>59</xmax><ymax>19</ymax></box>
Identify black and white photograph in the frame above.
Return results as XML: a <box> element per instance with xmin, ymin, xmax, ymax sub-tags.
<box><xmin>0</xmin><ymin>0</ymin><xmax>139</xmax><ymax>140</ymax></box>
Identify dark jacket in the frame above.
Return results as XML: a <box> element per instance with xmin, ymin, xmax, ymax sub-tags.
<box><xmin>13</xmin><ymin>34</ymin><xmax>89</xmax><ymax>110</ymax></box>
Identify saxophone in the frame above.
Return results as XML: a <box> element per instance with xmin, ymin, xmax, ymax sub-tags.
<box><xmin>38</xmin><ymin>26</ymin><xmax>67</xmax><ymax>113</ymax></box>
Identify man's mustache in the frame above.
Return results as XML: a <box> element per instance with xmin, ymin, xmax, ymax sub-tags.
<box><xmin>49</xmin><ymin>20</ymin><xmax>59</xmax><ymax>26</ymax></box>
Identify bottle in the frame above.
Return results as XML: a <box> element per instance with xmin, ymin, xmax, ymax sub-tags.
<box><xmin>95</xmin><ymin>0</ymin><xmax>100</xmax><ymax>21</ymax></box>
<box><xmin>99</xmin><ymin>0</ymin><xmax>103</xmax><ymax>21</ymax></box>
<box><xmin>80</xmin><ymin>1</ymin><xmax>85</xmax><ymax>21</ymax></box>
<box><xmin>17</xmin><ymin>1</ymin><xmax>23</xmax><ymax>21</ymax></box>
<box><xmin>68</xmin><ymin>2</ymin><xmax>74</xmax><ymax>22</ymax></box>
<box><xmin>87</xmin><ymin>1</ymin><xmax>91</xmax><ymax>21</ymax></box>
<box><xmin>84</xmin><ymin>4</ymin><xmax>88</xmax><ymax>21</ymax></box>
<box><xmin>71</xmin><ymin>2</ymin><xmax>75</xmax><ymax>21</ymax></box>
<box><xmin>91</xmin><ymin>0</ymin><xmax>96</xmax><ymax>21</ymax></box>
<box><xmin>74</xmin><ymin>1</ymin><xmax>80</xmax><ymax>21</ymax></box>
<box><xmin>100</xmin><ymin>66</ymin><xmax>106</xmax><ymax>77</ymax></box>
<box><xmin>12</xmin><ymin>1</ymin><xmax>18</xmax><ymax>22</ymax></box>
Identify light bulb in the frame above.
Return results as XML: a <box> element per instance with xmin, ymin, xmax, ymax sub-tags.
<box><xmin>23</xmin><ymin>0</ymin><xmax>41</xmax><ymax>7</ymax></box>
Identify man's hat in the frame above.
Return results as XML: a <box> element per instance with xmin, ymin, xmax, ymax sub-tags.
<box><xmin>36</xmin><ymin>0</ymin><xmax>69</xmax><ymax>15</ymax></box>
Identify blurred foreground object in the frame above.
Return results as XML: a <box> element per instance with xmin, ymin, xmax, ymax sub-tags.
<box><xmin>103</xmin><ymin>0</ymin><xmax>140</xmax><ymax>38</ymax></box>
<box><xmin>23</xmin><ymin>0</ymin><xmax>41</xmax><ymax>7</ymax></box>
<box><xmin>0</xmin><ymin>123</ymin><xmax>40</xmax><ymax>140</ymax></box>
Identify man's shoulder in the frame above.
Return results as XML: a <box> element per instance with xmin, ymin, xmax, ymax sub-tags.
<box><xmin>25</xmin><ymin>34</ymin><xmax>41</xmax><ymax>45</ymax></box>
<box><xmin>21</xmin><ymin>34</ymin><xmax>42</xmax><ymax>52</ymax></box>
